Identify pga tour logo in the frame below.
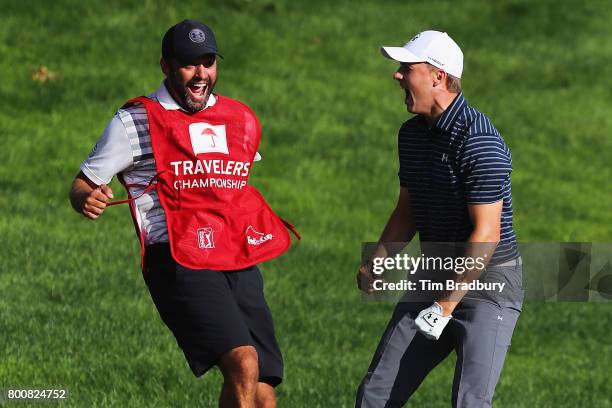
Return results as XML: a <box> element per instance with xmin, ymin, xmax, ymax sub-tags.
<box><xmin>197</xmin><ymin>227</ymin><xmax>215</xmax><ymax>249</ymax></box>
<box><xmin>246</xmin><ymin>226</ymin><xmax>274</xmax><ymax>246</ymax></box>
<box><xmin>189</xmin><ymin>123</ymin><xmax>229</xmax><ymax>156</ymax></box>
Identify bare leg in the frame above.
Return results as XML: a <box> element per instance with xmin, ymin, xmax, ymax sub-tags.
<box><xmin>219</xmin><ymin>346</ymin><xmax>259</xmax><ymax>408</ymax></box>
<box><xmin>255</xmin><ymin>382</ymin><xmax>276</xmax><ymax>408</ymax></box>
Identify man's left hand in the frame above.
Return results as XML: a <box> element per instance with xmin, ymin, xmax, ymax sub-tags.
<box><xmin>414</xmin><ymin>302</ymin><xmax>452</xmax><ymax>340</ymax></box>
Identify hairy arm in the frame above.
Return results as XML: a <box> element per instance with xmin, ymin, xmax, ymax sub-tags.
<box><xmin>69</xmin><ymin>171</ymin><xmax>114</xmax><ymax>220</ymax></box>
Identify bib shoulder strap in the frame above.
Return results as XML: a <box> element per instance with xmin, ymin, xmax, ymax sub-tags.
<box><xmin>121</xmin><ymin>96</ymin><xmax>151</xmax><ymax>110</ymax></box>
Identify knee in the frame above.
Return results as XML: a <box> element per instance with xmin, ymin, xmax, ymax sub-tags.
<box><xmin>256</xmin><ymin>394</ymin><xmax>276</xmax><ymax>408</ymax></box>
<box><xmin>220</xmin><ymin>345</ymin><xmax>259</xmax><ymax>383</ymax></box>
<box><xmin>256</xmin><ymin>383</ymin><xmax>276</xmax><ymax>408</ymax></box>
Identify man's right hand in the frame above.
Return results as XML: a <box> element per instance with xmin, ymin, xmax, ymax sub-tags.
<box><xmin>357</xmin><ymin>262</ymin><xmax>376</xmax><ymax>294</ymax></box>
<box><xmin>356</xmin><ymin>187</ymin><xmax>416</xmax><ymax>295</ymax></box>
<box><xmin>81</xmin><ymin>184</ymin><xmax>114</xmax><ymax>219</ymax></box>
<box><xmin>70</xmin><ymin>173</ymin><xmax>114</xmax><ymax>220</ymax></box>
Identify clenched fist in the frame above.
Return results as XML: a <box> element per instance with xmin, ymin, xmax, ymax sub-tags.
<box><xmin>357</xmin><ymin>262</ymin><xmax>376</xmax><ymax>294</ymax></box>
<box><xmin>69</xmin><ymin>174</ymin><xmax>114</xmax><ymax>220</ymax></box>
<box><xmin>81</xmin><ymin>184</ymin><xmax>114</xmax><ymax>219</ymax></box>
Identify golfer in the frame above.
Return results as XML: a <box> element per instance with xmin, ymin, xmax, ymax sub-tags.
<box><xmin>70</xmin><ymin>19</ymin><xmax>298</xmax><ymax>408</ymax></box>
<box><xmin>355</xmin><ymin>31</ymin><xmax>523</xmax><ymax>407</ymax></box>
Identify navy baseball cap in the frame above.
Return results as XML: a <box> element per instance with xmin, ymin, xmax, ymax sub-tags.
<box><xmin>162</xmin><ymin>19</ymin><xmax>223</xmax><ymax>63</ymax></box>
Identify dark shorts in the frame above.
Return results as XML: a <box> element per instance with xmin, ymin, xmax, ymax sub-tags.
<box><xmin>143</xmin><ymin>243</ymin><xmax>284</xmax><ymax>386</ymax></box>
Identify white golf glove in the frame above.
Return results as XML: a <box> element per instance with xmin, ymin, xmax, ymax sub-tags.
<box><xmin>415</xmin><ymin>302</ymin><xmax>452</xmax><ymax>340</ymax></box>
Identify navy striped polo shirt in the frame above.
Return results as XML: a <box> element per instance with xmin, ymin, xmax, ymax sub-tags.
<box><xmin>398</xmin><ymin>93</ymin><xmax>518</xmax><ymax>263</ymax></box>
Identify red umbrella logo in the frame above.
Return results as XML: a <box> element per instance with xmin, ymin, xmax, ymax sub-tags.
<box><xmin>201</xmin><ymin>127</ymin><xmax>217</xmax><ymax>147</ymax></box>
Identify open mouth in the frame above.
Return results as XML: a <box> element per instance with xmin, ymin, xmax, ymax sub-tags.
<box><xmin>187</xmin><ymin>82</ymin><xmax>208</xmax><ymax>102</ymax></box>
<box><xmin>404</xmin><ymin>89</ymin><xmax>413</xmax><ymax>106</ymax></box>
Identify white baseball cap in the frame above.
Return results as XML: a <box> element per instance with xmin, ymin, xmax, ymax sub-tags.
<box><xmin>381</xmin><ymin>30</ymin><xmax>464</xmax><ymax>78</ymax></box>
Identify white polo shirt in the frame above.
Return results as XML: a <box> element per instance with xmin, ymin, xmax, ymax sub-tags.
<box><xmin>81</xmin><ymin>82</ymin><xmax>261</xmax><ymax>245</ymax></box>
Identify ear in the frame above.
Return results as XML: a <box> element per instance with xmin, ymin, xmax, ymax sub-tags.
<box><xmin>160</xmin><ymin>58</ymin><xmax>170</xmax><ymax>77</ymax></box>
<box><xmin>432</xmin><ymin>69</ymin><xmax>447</xmax><ymax>88</ymax></box>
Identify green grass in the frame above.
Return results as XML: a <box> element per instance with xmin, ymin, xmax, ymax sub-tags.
<box><xmin>1</xmin><ymin>0</ymin><xmax>611</xmax><ymax>406</ymax></box>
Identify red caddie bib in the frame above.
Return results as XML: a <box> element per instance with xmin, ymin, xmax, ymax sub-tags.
<box><xmin>112</xmin><ymin>95</ymin><xmax>299</xmax><ymax>271</ymax></box>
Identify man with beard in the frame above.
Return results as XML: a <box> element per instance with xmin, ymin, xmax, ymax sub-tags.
<box><xmin>70</xmin><ymin>20</ymin><xmax>287</xmax><ymax>408</ymax></box>
<box><xmin>355</xmin><ymin>31</ymin><xmax>523</xmax><ymax>407</ymax></box>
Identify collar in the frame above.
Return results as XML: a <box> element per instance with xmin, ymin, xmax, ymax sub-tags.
<box><xmin>433</xmin><ymin>92</ymin><xmax>467</xmax><ymax>132</ymax></box>
<box><xmin>153</xmin><ymin>81</ymin><xmax>217</xmax><ymax>111</ymax></box>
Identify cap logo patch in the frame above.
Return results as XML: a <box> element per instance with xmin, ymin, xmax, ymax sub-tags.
<box><xmin>189</xmin><ymin>29</ymin><xmax>206</xmax><ymax>43</ymax></box>
<box><xmin>409</xmin><ymin>33</ymin><xmax>421</xmax><ymax>43</ymax></box>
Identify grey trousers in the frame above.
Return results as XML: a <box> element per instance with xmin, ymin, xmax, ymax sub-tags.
<box><xmin>355</xmin><ymin>298</ymin><xmax>520</xmax><ymax>408</ymax></box>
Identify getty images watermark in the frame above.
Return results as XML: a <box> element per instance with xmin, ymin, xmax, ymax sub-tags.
<box><xmin>370</xmin><ymin>253</ymin><xmax>505</xmax><ymax>292</ymax></box>
<box><xmin>361</xmin><ymin>242</ymin><xmax>612</xmax><ymax>303</ymax></box>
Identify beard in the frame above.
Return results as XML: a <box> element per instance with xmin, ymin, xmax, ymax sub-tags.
<box><xmin>167</xmin><ymin>70</ymin><xmax>213</xmax><ymax>113</ymax></box>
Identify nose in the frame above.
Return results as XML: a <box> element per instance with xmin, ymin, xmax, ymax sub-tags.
<box><xmin>194</xmin><ymin>64</ymin><xmax>208</xmax><ymax>79</ymax></box>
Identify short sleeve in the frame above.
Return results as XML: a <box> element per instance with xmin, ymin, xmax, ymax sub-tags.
<box><xmin>80</xmin><ymin>115</ymin><xmax>134</xmax><ymax>185</ymax></box>
<box><xmin>460</xmin><ymin>133</ymin><xmax>512</xmax><ymax>204</ymax></box>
